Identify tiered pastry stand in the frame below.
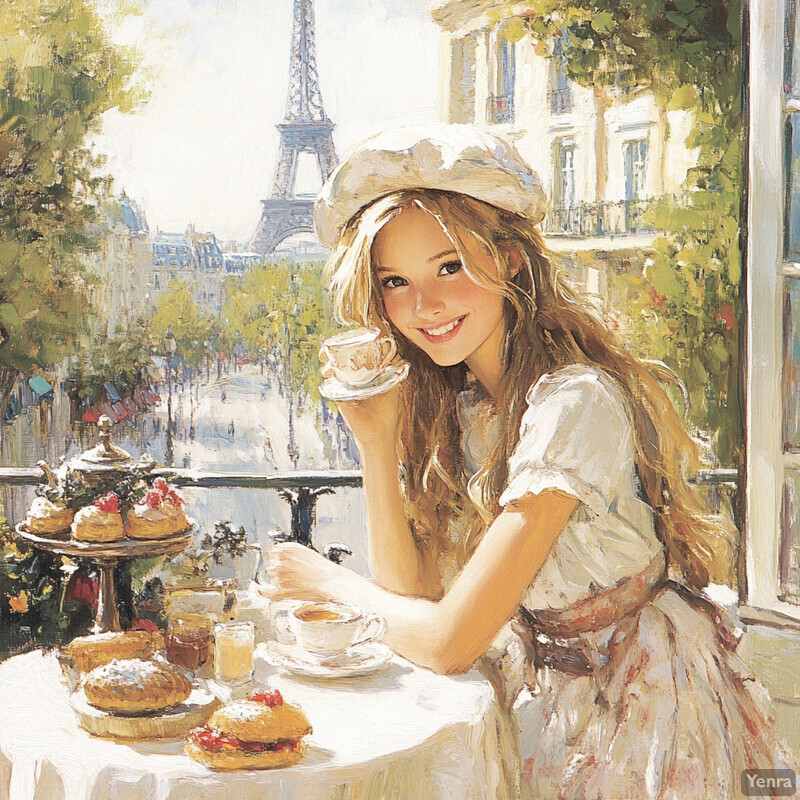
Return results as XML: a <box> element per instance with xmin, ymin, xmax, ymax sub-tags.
<box><xmin>15</xmin><ymin>524</ymin><xmax>194</xmax><ymax>632</ymax></box>
<box><xmin>14</xmin><ymin>415</ymin><xmax>192</xmax><ymax>632</ymax></box>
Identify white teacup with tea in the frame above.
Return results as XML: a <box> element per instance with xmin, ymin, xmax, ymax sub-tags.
<box><xmin>288</xmin><ymin>601</ymin><xmax>385</xmax><ymax>658</ymax></box>
<box><xmin>319</xmin><ymin>327</ymin><xmax>397</xmax><ymax>387</ymax></box>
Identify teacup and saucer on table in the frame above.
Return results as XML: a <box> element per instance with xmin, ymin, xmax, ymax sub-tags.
<box><xmin>318</xmin><ymin>327</ymin><xmax>409</xmax><ymax>402</ymax></box>
<box><xmin>266</xmin><ymin>600</ymin><xmax>391</xmax><ymax>679</ymax></box>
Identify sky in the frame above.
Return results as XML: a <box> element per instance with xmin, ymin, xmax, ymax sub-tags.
<box><xmin>92</xmin><ymin>0</ymin><xmax>441</xmax><ymax>243</ymax></box>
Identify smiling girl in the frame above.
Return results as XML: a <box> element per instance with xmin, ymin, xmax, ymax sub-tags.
<box><xmin>263</xmin><ymin>126</ymin><xmax>796</xmax><ymax>799</ymax></box>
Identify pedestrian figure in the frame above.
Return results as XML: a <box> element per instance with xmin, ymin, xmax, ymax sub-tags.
<box><xmin>221</xmin><ymin>390</ymin><xmax>226</xmax><ymax>403</ymax></box>
<box><xmin>228</xmin><ymin>419</ymin><xmax>235</xmax><ymax>437</ymax></box>
<box><xmin>264</xmin><ymin>434</ymin><xmax>275</xmax><ymax>465</ymax></box>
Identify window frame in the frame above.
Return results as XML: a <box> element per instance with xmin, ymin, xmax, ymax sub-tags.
<box><xmin>744</xmin><ymin>0</ymin><xmax>800</xmax><ymax>621</ymax></box>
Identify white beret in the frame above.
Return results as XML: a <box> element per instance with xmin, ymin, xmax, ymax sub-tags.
<box><xmin>314</xmin><ymin>124</ymin><xmax>547</xmax><ymax>249</ymax></box>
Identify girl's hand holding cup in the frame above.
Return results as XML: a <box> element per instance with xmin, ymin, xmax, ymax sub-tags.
<box><xmin>319</xmin><ymin>327</ymin><xmax>405</xmax><ymax>451</ymax></box>
<box><xmin>319</xmin><ymin>326</ymin><xmax>397</xmax><ymax>387</ymax></box>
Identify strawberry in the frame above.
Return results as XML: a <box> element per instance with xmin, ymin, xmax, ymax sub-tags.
<box><xmin>240</xmin><ymin>740</ymin><xmax>266</xmax><ymax>752</ymax></box>
<box><xmin>273</xmin><ymin>740</ymin><xmax>299</xmax><ymax>752</ymax></box>
<box><xmin>248</xmin><ymin>688</ymin><xmax>283</xmax><ymax>707</ymax></box>
<box><xmin>143</xmin><ymin>488</ymin><xmax>163</xmax><ymax>509</ymax></box>
<box><xmin>152</xmin><ymin>477</ymin><xmax>170</xmax><ymax>497</ymax></box>
<box><xmin>188</xmin><ymin>725</ymin><xmax>241</xmax><ymax>752</ymax></box>
<box><xmin>94</xmin><ymin>492</ymin><xmax>119</xmax><ymax>514</ymax></box>
<box><xmin>166</xmin><ymin>488</ymin><xmax>185</xmax><ymax>506</ymax></box>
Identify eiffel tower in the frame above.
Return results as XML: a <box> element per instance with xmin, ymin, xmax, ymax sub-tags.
<box><xmin>249</xmin><ymin>0</ymin><xmax>337</xmax><ymax>255</ymax></box>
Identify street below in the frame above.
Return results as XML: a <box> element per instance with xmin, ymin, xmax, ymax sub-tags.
<box><xmin>0</xmin><ymin>365</ymin><xmax>368</xmax><ymax>577</ymax></box>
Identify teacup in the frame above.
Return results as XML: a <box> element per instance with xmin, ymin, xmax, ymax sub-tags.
<box><xmin>289</xmin><ymin>601</ymin><xmax>385</xmax><ymax>657</ymax></box>
<box><xmin>319</xmin><ymin>327</ymin><xmax>397</xmax><ymax>387</ymax></box>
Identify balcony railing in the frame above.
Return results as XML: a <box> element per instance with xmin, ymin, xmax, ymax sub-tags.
<box><xmin>0</xmin><ymin>467</ymin><xmax>362</xmax><ymax>547</ymax></box>
<box><xmin>543</xmin><ymin>199</ymin><xmax>654</xmax><ymax>237</ymax></box>
<box><xmin>486</xmin><ymin>94</ymin><xmax>514</xmax><ymax>125</ymax></box>
<box><xmin>548</xmin><ymin>87</ymin><xmax>572</xmax><ymax>115</ymax></box>
<box><xmin>0</xmin><ymin>466</ymin><xmax>735</xmax><ymax>543</ymax></box>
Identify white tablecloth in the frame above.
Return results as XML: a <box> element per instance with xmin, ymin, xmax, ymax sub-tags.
<box><xmin>0</xmin><ymin>648</ymin><xmax>516</xmax><ymax>800</ymax></box>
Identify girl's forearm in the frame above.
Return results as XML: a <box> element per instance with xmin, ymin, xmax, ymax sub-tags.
<box><xmin>359</xmin><ymin>441</ymin><xmax>441</xmax><ymax>599</ymax></box>
<box><xmin>324</xmin><ymin>566</ymin><xmax>449</xmax><ymax>671</ymax></box>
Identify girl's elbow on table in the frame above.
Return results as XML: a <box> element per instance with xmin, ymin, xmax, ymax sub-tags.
<box><xmin>416</xmin><ymin>616</ymin><xmax>489</xmax><ymax>675</ymax></box>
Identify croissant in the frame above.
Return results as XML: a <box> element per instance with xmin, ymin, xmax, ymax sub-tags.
<box><xmin>63</xmin><ymin>630</ymin><xmax>164</xmax><ymax>673</ymax></box>
<box><xmin>83</xmin><ymin>658</ymin><xmax>191</xmax><ymax>715</ymax></box>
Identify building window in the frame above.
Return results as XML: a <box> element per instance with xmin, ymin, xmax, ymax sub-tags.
<box><xmin>548</xmin><ymin>34</ymin><xmax>572</xmax><ymax>115</ymax></box>
<box><xmin>624</xmin><ymin>139</ymin><xmax>648</xmax><ymax>201</ymax></box>
<box><xmin>624</xmin><ymin>139</ymin><xmax>649</xmax><ymax>232</ymax></box>
<box><xmin>487</xmin><ymin>29</ymin><xmax>515</xmax><ymax>125</ymax></box>
<box><xmin>746</xmin><ymin>0</ymin><xmax>800</xmax><ymax>618</ymax></box>
<box><xmin>552</xmin><ymin>141</ymin><xmax>577</xmax><ymax>233</ymax></box>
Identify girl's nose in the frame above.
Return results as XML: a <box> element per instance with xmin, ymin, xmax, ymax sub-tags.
<box><xmin>414</xmin><ymin>287</ymin><xmax>445</xmax><ymax>317</ymax></box>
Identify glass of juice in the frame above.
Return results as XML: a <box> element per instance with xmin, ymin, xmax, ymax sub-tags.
<box><xmin>214</xmin><ymin>620</ymin><xmax>255</xmax><ymax>685</ymax></box>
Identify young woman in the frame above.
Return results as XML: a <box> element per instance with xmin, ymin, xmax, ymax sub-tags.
<box><xmin>262</xmin><ymin>126</ymin><xmax>796</xmax><ymax>799</ymax></box>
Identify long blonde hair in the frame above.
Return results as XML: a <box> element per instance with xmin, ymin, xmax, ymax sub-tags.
<box><xmin>328</xmin><ymin>189</ymin><xmax>720</xmax><ymax>592</ymax></box>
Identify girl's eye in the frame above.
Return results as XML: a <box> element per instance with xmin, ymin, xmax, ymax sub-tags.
<box><xmin>439</xmin><ymin>260</ymin><xmax>462</xmax><ymax>276</ymax></box>
<box><xmin>380</xmin><ymin>275</ymin><xmax>407</xmax><ymax>289</ymax></box>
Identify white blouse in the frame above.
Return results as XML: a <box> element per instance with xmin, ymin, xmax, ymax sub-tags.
<box><xmin>457</xmin><ymin>364</ymin><xmax>664</xmax><ymax>613</ymax></box>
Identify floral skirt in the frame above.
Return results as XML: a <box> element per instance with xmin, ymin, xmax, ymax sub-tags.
<box><xmin>507</xmin><ymin>588</ymin><xmax>798</xmax><ymax>800</ymax></box>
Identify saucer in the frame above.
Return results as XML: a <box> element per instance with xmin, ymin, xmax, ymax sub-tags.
<box><xmin>264</xmin><ymin>640</ymin><xmax>392</xmax><ymax>679</ymax></box>
<box><xmin>319</xmin><ymin>362</ymin><xmax>409</xmax><ymax>402</ymax></box>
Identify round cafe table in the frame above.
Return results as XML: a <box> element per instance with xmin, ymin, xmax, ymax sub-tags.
<box><xmin>0</xmin><ymin>647</ymin><xmax>517</xmax><ymax>800</ymax></box>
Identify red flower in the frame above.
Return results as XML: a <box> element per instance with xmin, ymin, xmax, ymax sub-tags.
<box><xmin>131</xmin><ymin>617</ymin><xmax>159</xmax><ymax>633</ymax></box>
<box><xmin>716</xmin><ymin>302</ymin><xmax>735</xmax><ymax>331</ymax></box>
<box><xmin>64</xmin><ymin>572</ymin><xmax>98</xmax><ymax>610</ymax></box>
<box><xmin>94</xmin><ymin>492</ymin><xmax>119</xmax><ymax>514</ymax></box>
<box><xmin>152</xmin><ymin>477</ymin><xmax>170</xmax><ymax>497</ymax></box>
<box><xmin>647</xmin><ymin>285</ymin><xmax>667</xmax><ymax>312</ymax></box>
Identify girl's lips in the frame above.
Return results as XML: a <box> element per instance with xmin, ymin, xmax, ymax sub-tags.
<box><xmin>418</xmin><ymin>315</ymin><xmax>465</xmax><ymax>344</ymax></box>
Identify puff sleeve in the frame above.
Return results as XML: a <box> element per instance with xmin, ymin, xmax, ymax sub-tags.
<box><xmin>499</xmin><ymin>366</ymin><xmax>634</xmax><ymax>517</ymax></box>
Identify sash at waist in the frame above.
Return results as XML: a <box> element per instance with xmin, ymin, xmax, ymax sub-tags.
<box><xmin>511</xmin><ymin>551</ymin><xmax>668</xmax><ymax>677</ymax></box>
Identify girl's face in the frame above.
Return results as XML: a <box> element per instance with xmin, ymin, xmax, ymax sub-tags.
<box><xmin>372</xmin><ymin>206</ymin><xmax>507</xmax><ymax>382</ymax></box>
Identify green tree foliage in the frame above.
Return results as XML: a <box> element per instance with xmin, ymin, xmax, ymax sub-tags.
<box><xmin>62</xmin><ymin>319</ymin><xmax>155</xmax><ymax>410</ymax></box>
<box><xmin>520</xmin><ymin>1</ymin><xmax>742</xmax><ymax>465</ymax></box>
<box><xmin>0</xmin><ymin>0</ymin><xmax>141</xmax><ymax>409</ymax></box>
<box><xmin>223</xmin><ymin>260</ymin><xmax>335</xmax><ymax>399</ymax></box>
<box><xmin>149</xmin><ymin>281</ymin><xmax>218</xmax><ymax>369</ymax></box>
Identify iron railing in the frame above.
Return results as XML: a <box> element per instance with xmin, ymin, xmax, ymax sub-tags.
<box><xmin>486</xmin><ymin>94</ymin><xmax>514</xmax><ymax>125</ymax></box>
<box><xmin>543</xmin><ymin>199</ymin><xmax>654</xmax><ymax>237</ymax></box>
<box><xmin>548</xmin><ymin>87</ymin><xmax>572</xmax><ymax>114</ymax></box>
<box><xmin>0</xmin><ymin>466</ymin><xmax>736</xmax><ymax>545</ymax></box>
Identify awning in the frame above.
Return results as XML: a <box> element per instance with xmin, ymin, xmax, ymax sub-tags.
<box><xmin>103</xmin><ymin>382</ymin><xmax>122</xmax><ymax>402</ymax></box>
<box><xmin>28</xmin><ymin>376</ymin><xmax>53</xmax><ymax>396</ymax></box>
<box><xmin>82</xmin><ymin>405</ymin><xmax>101</xmax><ymax>424</ymax></box>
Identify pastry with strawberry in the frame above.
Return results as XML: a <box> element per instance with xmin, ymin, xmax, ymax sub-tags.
<box><xmin>185</xmin><ymin>689</ymin><xmax>312</xmax><ymax>770</ymax></box>
<box><xmin>124</xmin><ymin>477</ymin><xmax>189</xmax><ymax>540</ymax></box>
<box><xmin>71</xmin><ymin>492</ymin><xmax>125</xmax><ymax>543</ymax></box>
